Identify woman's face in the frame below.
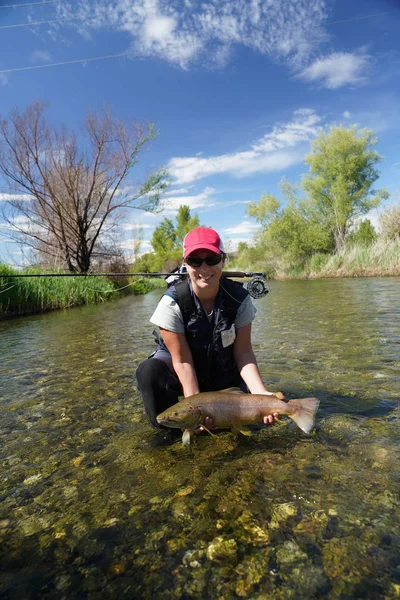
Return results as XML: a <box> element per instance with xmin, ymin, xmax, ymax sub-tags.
<box><xmin>184</xmin><ymin>251</ymin><xmax>225</xmax><ymax>295</ymax></box>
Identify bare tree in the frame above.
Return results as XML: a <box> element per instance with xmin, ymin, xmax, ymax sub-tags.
<box><xmin>0</xmin><ymin>101</ymin><xmax>167</xmax><ymax>272</ymax></box>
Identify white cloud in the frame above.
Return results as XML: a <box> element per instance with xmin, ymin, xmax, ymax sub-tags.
<box><xmin>0</xmin><ymin>193</ymin><xmax>34</xmax><ymax>202</ymax></box>
<box><xmin>298</xmin><ymin>51</ymin><xmax>371</xmax><ymax>89</ymax></box>
<box><xmin>164</xmin><ymin>186</ymin><xmax>194</xmax><ymax>196</ymax></box>
<box><xmin>168</xmin><ymin>109</ymin><xmax>322</xmax><ymax>184</ymax></box>
<box><xmin>0</xmin><ymin>73</ymin><xmax>9</xmax><ymax>87</ymax></box>
<box><xmin>222</xmin><ymin>236</ymin><xmax>254</xmax><ymax>252</ymax></box>
<box><xmin>223</xmin><ymin>221</ymin><xmax>259</xmax><ymax>236</ymax></box>
<box><xmin>55</xmin><ymin>0</ymin><xmax>328</xmax><ymax>70</ymax></box>
<box><xmin>160</xmin><ymin>186</ymin><xmax>216</xmax><ymax>211</ymax></box>
<box><xmin>30</xmin><ymin>50</ymin><xmax>53</xmax><ymax>64</ymax></box>
<box><xmin>343</xmin><ymin>111</ymin><xmax>351</xmax><ymax>119</ymax></box>
<box><xmin>119</xmin><ymin>238</ymin><xmax>152</xmax><ymax>251</ymax></box>
<box><xmin>119</xmin><ymin>222</ymin><xmax>154</xmax><ymax>231</ymax></box>
<box><xmin>0</xmin><ymin>215</ymin><xmax>43</xmax><ymax>233</ymax></box>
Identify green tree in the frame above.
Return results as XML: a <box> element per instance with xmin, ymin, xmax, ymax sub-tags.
<box><xmin>134</xmin><ymin>206</ymin><xmax>201</xmax><ymax>273</ymax></box>
<box><xmin>247</xmin><ymin>181</ymin><xmax>332</xmax><ymax>262</ymax></box>
<box><xmin>175</xmin><ymin>205</ymin><xmax>200</xmax><ymax>245</ymax></box>
<box><xmin>151</xmin><ymin>218</ymin><xmax>176</xmax><ymax>254</ymax></box>
<box><xmin>302</xmin><ymin>126</ymin><xmax>389</xmax><ymax>252</ymax></box>
<box><xmin>246</xmin><ymin>193</ymin><xmax>280</xmax><ymax>227</ymax></box>
<box><xmin>346</xmin><ymin>219</ymin><xmax>377</xmax><ymax>246</ymax></box>
<box><xmin>267</xmin><ymin>199</ymin><xmax>332</xmax><ymax>261</ymax></box>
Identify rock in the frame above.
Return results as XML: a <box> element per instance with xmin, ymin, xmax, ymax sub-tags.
<box><xmin>276</xmin><ymin>541</ymin><xmax>308</xmax><ymax>567</ymax></box>
<box><xmin>23</xmin><ymin>474</ymin><xmax>42</xmax><ymax>485</ymax></box>
<box><xmin>270</xmin><ymin>502</ymin><xmax>298</xmax><ymax>529</ymax></box>
<box><xmin>206</xmin><ymin>536</ymin><xmax>237</xmax><ymax>563</ymax></box>
<box><xmin>237</xmin><ymin>511</ymin><xmax>270</xmax><ymax>545</ymax></box>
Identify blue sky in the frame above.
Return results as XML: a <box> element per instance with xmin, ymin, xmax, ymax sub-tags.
<box><xmin>0</xmin><ymin>0</ymin><xmax>399</xmax><ymax>264</ymax></box>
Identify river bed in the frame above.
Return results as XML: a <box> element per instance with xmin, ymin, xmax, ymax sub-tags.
<box><xmin>0</xmin><ymin>277</ymin><xmax>399</xmax><ymax>599</ymax></box>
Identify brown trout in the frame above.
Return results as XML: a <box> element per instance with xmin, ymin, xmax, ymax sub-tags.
<box><xmin>156</xmin><ymin>387</ymin><xmax>320</xmax><ymax>444</ymax></box>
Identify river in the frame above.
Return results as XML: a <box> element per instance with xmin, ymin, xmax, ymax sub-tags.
<box><xmin>0</xmin><ymin>277</ymin><xmax>399</xmax><ymax>599</ymax></box>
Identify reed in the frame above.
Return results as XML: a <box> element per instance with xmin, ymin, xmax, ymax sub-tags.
<box><xmin>258</xmin><ymin>238</ymin><xmax>400</xmax><ymax>279</ymax></box>
<box><xmin>0</xmin><ymin>267</ymin><xmax>165</xmax><ymax>318</ymax></box>
<box><xmin>306</xmin><ymin>239</ymin><xmax>400</xmax><ymax>278</ymax></box>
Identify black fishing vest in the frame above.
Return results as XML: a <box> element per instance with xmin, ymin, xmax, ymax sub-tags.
<box><xmin>157</xmin><ymin>278</ymin><xmax>249</xmax><ymax>391</ymax></box>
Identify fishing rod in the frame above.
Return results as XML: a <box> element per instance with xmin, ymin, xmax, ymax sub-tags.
<box><xmin>0</xmin><ymin>270</ymin><xmax>270</xmax><ymax>298</ymax></box>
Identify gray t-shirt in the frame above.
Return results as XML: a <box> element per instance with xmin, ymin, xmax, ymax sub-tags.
<box><xmin>150</xmin><ymin>291</ymin><xmax>256</xmax><ymax>334</ymax></box>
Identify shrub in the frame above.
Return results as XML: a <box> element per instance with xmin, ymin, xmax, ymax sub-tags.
<box><xmin>379</xmin><ymin>204</ymin><xmax>400</xmax><ymax>240</ymax></box>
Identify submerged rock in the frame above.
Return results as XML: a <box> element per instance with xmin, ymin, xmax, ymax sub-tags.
<box><xmin>276</xmin><ymin>540</ymin><xmax>308</xmax><ymax>567</ymax></box>
<box><xmin>237</xmin><ymin>510</ymin><xmax>270</xmax><ymax>545</ymax></box>
<box><xmin>206</xmin><ymin>536</ymin><xmax>238</xmax><ymax>564</ymax></box>
<box><xmin>322</xmin><ymin>535</ymin><xmax>383</xmax><ymax>596</ymax></box>
<box><xmin>235</xmin><ymin>551</ymin><xmax>271</xmax><ymax>597</ymax></box>
<box><xmin>270</xmin><ymin>502</ymin><xmax>298</xmax><ymax>529</ymax></box>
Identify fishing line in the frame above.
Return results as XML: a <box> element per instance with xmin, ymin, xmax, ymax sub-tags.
<box><xmin>0</xmin><ymin>271</ymin><xmax>269</xmax><ymax>298</ymax></box>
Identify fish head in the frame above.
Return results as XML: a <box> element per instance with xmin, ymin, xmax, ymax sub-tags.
<box><xmin>156</xmin><ymin>405</ymin><xmax>202</xmax><ymax>429</ymax></box>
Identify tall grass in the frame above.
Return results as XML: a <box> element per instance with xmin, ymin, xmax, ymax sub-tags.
<box><xmin>0</xmin><ymin>267</ymin><xmax>166</xmax><ymax>318</ymax></box>
<box><xmin>306</xmin><ymin>239</ymin><xmax>400</xmax><ymax>278</ymax></box>
<box><xmin>274</xmin><ymin>238</ymin><xmax>400</xmax><ymax>279</ymax></box>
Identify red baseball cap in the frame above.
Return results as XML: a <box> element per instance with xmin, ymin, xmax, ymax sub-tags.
<box><xmin>183</xmin><ymin>227</ymin><xmax>224</xmax><ymax>259</ymax></box>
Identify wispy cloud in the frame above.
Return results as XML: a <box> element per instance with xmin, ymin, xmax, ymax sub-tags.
<box><xmin>168</xmin><ymin>109</ymin><xmax>322</xmax><ymax>184</ymax></box>
<box><xmin>30</xmin><ymin>50</ymin><xmax>53</xmax><ymax>64</ymax></box>
<box><xmin>0</xmin><ymin>193</ymin><xmax>34</xmax><ymax>202</ymax></box>
<box><xmin>164</xmin><ymin>186</ymin><xmax>194</xmax><ymax>196</ymax></box>
<box><xmin>343</xmin><ymin>111</ymin><xmax>351</xmax><ymax>119</ymax></box>
<box><xmin>0</xmin><ymin>215</ymin><xmax>45</xmax><ymax>235</ymax></box>
<box><xmin>119</xmin><ymin>222</ymin><xmax>154</xmax><ymax>231</ymax></box>
<box><xmin>0</xmin><ymin>73</ymin><xmax>9</xmax><ymax>87</ymax></box>
<box><xmin>119</xmin><ymin>238</ymin><xmax>152</xmax><ymax>252</ymax></box>
<box><xmin>160</xmin><ymin>186</ymin><xmax>216</xmax><ymax>211</ymax></box>
<box><xmin>54</xmin><ymin>0</ymin><xmax>328</xmax><ymax>70</ymax></box>
<box><xmin>298</xmin><ymin>50</ymin><xmax>371</xmax><ymax>89</ymax></box>
<box><xmin>223</xmin><ymin>221</ymin><xmax>259</xmax><ymax>236</ymax></box>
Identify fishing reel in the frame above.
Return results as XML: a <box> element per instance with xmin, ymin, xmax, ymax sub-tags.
<box><xmin>246</xmin><ymin>274</ymin><xmax>269</xmax><ymax>299</ymax></box>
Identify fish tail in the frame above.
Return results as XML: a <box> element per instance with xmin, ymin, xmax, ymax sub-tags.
<box><xmin>287</xmin><ymin>397</ymin><xmax>320</xmax><ymax>434</ymax></box>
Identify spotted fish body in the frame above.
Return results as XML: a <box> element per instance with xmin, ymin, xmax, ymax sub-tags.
<box><xmin>156</xmin><ymin>388</ymin><xmax>320</xmax><ymax>440</ymax></box>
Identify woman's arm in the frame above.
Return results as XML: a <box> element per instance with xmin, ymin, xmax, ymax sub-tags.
<box><xmin>233</xmin><ymin>322</ymin><xmax>271</xmax><ymax>393</ymax></box>
<box><xmin>159</xmin><ymin>328</ymin><xmax>200</xmax><ymax>398</ymax></box>
<box><xmin>233</xmin><ymin>322</ymin><xmax>282</xmax><ymax>424</ymax></box>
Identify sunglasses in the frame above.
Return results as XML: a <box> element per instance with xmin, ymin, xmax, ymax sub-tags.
<box><xmin>185</xmin><ymin>254</ymin><xmax>223</xmax><ymax>268</ymax></box>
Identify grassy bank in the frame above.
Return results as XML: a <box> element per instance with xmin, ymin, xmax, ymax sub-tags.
<box><xmin>0</xmin><ymin>266</ymin><xmax>165</xmax><ymax>318</ymax></box>
<box><xmin>289</xmin><ymin>239</ymin><xmax>400</xmax><ymax>279</ymax></box>
<box><xmin>239</xmin><ymin>238</ymin><xmax>400</xmax><ymax>280</ymax></box>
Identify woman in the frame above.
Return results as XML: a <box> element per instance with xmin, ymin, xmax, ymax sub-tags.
<box><xmin>135</xmin><ymin>227</ymin><xmax>281</xmax><ymax>429</ymax></box>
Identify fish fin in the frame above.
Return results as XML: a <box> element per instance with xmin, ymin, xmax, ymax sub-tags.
<box><xmin>220</xmin><ymin>387</ymin><xmax>245</xmax><ymax>394</ymax></box>
<box><xmin>182</xmin><ymin>430</ymin><xmax>193</xmax><ymax>445</ymax></box>
<box><xmin>288</xmin><ymin>398</ymin><xmax>320</xmax><ymax>434</ymax></box>
<box><xmin>231</xmin><ymin>426</ymin><xmax>252</xmax><ymax>437</ymax></box>
<box><xmin>201</xmin><ymin>425</ymin><xmax>218</xmax><ymax>438</ymax></box>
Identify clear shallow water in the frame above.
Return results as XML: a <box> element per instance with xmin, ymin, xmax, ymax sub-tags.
<box><xmin>0</xmin><ymin>278</ymin><xmax>399</xmax><ymax>599</ymax></box>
